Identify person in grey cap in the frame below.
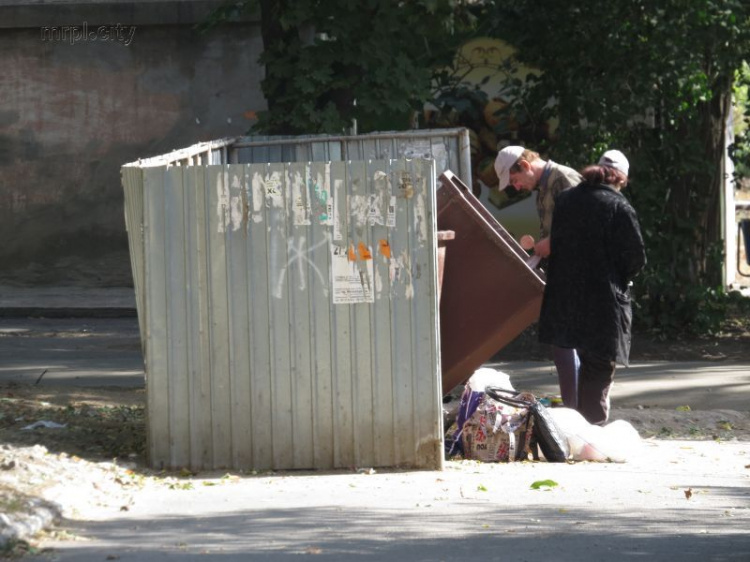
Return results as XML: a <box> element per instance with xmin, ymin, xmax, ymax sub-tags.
<box><xmin>538</xmin><ymin>150</ymin><xmax>646</xmax><ymax>425</ymax></box>
<box><xmin>494</xmin><ymin>146</ymin><xmax>582</xmax><ymax>258</ymax></box>
<box><xmin>494</xmin><ymin>145</ymin><xmax>582</xmax><ymax>408</ymax></box>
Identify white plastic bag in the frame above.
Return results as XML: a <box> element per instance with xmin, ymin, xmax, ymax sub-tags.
<box><xmin>465</xmin><ymin>367</ymin><xmax>515</xmax><ymax>393</ymax></box>
<box><xmin>548</xmin><ymin>408</ymin><xmax>641</xmax><ymax>462</ymax></box>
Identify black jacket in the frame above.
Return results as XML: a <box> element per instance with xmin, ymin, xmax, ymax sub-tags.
<box><xmin>538</xmin><ymin>182</ymin><xmax>646</xmax><ymax>365</ymax></box>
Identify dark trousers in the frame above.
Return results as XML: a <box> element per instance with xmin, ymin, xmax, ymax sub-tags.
<box><xmin>577</xmin><ymin>349</ymin><xmax>616</xmax><ymax>425</ymax></box>
<box><xmin>552</xmin><ymin>346</ymin><xmax>579</xmax><ymax>409</ymax></box>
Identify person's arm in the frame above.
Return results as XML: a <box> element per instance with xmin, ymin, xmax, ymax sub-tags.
<box><xmin>612</xmin><ymin>202</ymin><xmax>646</xmax><ymax>286</ymax></box>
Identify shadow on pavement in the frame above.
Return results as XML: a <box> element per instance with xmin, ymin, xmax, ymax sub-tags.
<box><xmin>32</xmin><ymin>503</ymin><xmax>750</xmax><ymax>562</ymax></box>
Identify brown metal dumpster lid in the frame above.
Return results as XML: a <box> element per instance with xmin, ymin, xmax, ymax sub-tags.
<box><xmin>437</xmin><ymin>170</ymin><xmax>545</xmax><ymax>396</ymax></box>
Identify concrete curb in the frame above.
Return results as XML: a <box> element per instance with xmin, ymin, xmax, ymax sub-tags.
<box><xmin>0</xmin><ymin>500</ymin><xmax>61</xmax><ymax>551</ymax></box>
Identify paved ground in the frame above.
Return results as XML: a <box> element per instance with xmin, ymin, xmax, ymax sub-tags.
<box><xmin>0</xmin><ymin>317</ymin><xmax>144</xmax><ymax>388</ymax></box>
<box><xmin>1</xmin><ymin>286</ymin><xmax>749</xmax><ymax>561</ymax></box>
<box><xmin>0</xmin><ymin>285</ymin><xmax>137</xmax><ymax>317</ymax></box>
<box><xmin>18</xmin><ymin>440</ymin><xmax>750</xmax><ymax>562</ymax></box>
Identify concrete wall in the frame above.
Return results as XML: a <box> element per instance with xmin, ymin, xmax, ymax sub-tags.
<box><xmin>0</xmin><ymin>1</ymin><xmax>265</xmax><ymax>286</ymax></box>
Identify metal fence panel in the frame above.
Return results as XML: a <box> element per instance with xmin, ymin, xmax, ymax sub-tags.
<box><xmin>125</xmin><ymin>129</ymin><xmax>470</xmax><ymax>184</ymax></box>
<box><xmin>122</xmin><ymin>166</ymin><xmax>146</xmax><ymax>345</ymax></box>
<box><xmin>123</xmin><ymin>158</ymin><xmax>442</xmax><ymax>471</ymax></box>
<box><xmin>230</xmin><ymin>129</ymin><xmax>470</xmax><ymax>187</ymax></box>
<box><xmin>185</xmin><ymin>165</ymin><xmax>214</xmax><ymax>469</ymax></box>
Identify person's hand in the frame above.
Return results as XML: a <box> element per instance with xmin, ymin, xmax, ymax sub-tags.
<box><xmin>534</xmin><ymin>236</ymin><xmax>551</xmax><ymax>257</ymax></box>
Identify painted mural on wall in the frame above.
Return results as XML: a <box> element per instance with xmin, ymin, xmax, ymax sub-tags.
<box><xmin>425</xmin><ymin>37</ymin><xmax>553</xmax><ymax>213</ymax></box>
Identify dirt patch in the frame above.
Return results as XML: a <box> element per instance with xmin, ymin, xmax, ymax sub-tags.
<box><xmin>608</xmin><ymin>406</ymin><xmax>750</xmax><ymax>441</ymax></box>
<box><xmin>0</xmin><ymin>384</ymin><xmax>146</xmax><ymax>464</ymax></box>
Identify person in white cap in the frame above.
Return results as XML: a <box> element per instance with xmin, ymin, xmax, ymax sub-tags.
<box><xmin>538</xmin><ymin>150</ymin><xmax>646</xmax><ymax>425</ymax></box>
<box><xmin>494</xmin><ymin>145</ymin><xmax>582</xmax><ymax>408</ymax></box>
<box><xmin>597</xmin><ymin>149</ymin><xmax>629</xmax><ymax>176</ymax></box>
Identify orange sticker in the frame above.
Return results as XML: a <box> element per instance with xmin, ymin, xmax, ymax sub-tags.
<box><xmin>379</xmin><ymin>239</ymin><xmax>391</xmax><ymax>259</ymax></box>
<box><xmin>348</xmin><ymin>244</ymin><xmax>357</xmax><ymax>261</ymax></box>
<box><xmin>358</xmin><ymin>242</ymin><xmax>372</xmax><ymax>260</ymax></box>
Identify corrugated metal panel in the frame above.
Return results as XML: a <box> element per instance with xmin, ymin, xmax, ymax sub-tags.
<box><xmin>229</xmin><ymin>129</ymin><xmax>472</xmax><ymax>187</ymax></box>
<box><xmin>123</xmin><ymin>158</ymin><xmax>442</xmax><ymax>471</ymax></box>
<box><xmin>124</xmin><ymin>130</ymin><xmax>472</xmax><ymax>184</ymax></box>
<box><xmin>122</xmin><ymin>166</ymin><xmax>146</xmax><ymax>346</ymax></box>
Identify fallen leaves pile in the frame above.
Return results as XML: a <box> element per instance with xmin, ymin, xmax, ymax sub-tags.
<box><xmin>0</xmin><ymin>391</ymin><xmax>145</xmax><ymax>461</ymax></box>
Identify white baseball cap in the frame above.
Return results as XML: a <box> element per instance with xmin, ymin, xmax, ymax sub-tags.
<box><xmin>598</xmin><ymin>149</ymin><xmax>629</xmax><ymax>176</ymax></box>
<box><xmin>493</xmin><ymin>145</ymin><xmax>525</xmax><ymax>191</ymax></box>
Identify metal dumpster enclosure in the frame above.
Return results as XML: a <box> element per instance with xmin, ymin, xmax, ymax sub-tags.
<box><xmin>122</xmin><ymin>156</ymin><xmax>443</xmax><ymax>471</ymax></box>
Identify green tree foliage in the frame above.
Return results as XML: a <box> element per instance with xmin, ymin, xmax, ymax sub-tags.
<box><xmin>732</xmin><ymin>62</ymin><xmax>750</xmax><ymax>177</ymax></box>
<box><xmin>486</xmin><ymin>0</ymin><xmax>750</xmax><ymax>334</ymax></box>
<box><xmin>203</xmin><ymin>0</ymin><xmax>478</xmax><ymax>134</ymax></box>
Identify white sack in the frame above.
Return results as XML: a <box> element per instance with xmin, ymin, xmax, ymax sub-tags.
<box><xmin>548</xmin><ymin>408</ymin><xmax>642</xmax><ymax>463</ymax></box>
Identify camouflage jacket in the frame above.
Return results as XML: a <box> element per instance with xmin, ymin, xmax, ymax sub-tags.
<box><xmin>536</xmin><ymin>161</ymin><xmax>582</xmax><ymax>239</ymax></box>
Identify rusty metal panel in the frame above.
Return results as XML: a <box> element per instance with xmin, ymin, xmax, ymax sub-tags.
<box><xmin>437</xmin><ymin>170</ymin><xmax>545</xmax><ymax>396</ymax></box>
<box><xmin>122</xmin><ymin>158</ymin><xmax>442</xmax><ymax>471</ymax></box>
